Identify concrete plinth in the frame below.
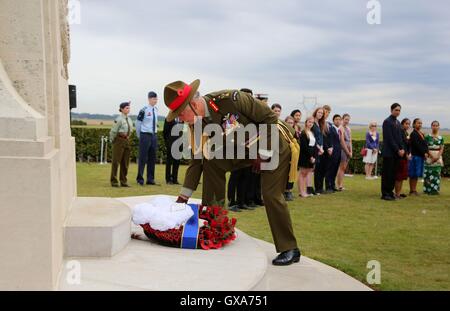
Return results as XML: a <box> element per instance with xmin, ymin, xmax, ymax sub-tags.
<box><xmin>64</xmin><ymin>198</ymin><xmax>131</xmax><ymax>258</ymax></box>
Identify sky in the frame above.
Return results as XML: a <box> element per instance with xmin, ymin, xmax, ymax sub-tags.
<box><xmin>68</xmin><ymin>0</ymin><xmax>450</xmax><ymax>127</ymax></box>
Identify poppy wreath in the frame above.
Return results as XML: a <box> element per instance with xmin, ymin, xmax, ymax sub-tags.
<box><xmin>141</xmin><ymin>205</ymin><xmax>237</xmax><ymax>250</ymax></box>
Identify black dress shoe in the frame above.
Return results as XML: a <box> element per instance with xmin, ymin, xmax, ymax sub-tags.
<box><xmin>228</xmin><ymin>205</ymin><xmax>242</xmax><ymax>213</ymax></box>
<box><xmin>381</xmin><ymin>195</ymin><xmax>396</xmax><ymax>201</ymax></box>
<box><xmin>254</xmin><ymin>200</ymin><xmax>265</xmax><ymax>206</ymax></box>
<box><xmin>284</xmin><ymin>192</ymin><xmax>294</xmax><ymax>201</ymax></box>
<box><xmin>121</xmin><ymin>184</ymin><xmax>130</xmax><ymax>188</ymax></box>
<box><xmin>247</xmin><ymin>202</ymin><xmax>258</xmax><ymax>208</ymax></box>
<box><xmin>238</xmin><ymin>204</ymin><xmax>255</xmax><ymax>211</ymax></box>
<box><xmin>173</xmin><ymin>181</ymin><xmax>180</xmax><ymax>185</ymax></box>
<box><xmin>111</xmin><ymin>184</ymin><xmax>120</xmax><ymax>188</ymax></box>
<box><xmin>272</xmin><ymin>248</ymin><xmax>301</xmax><ymax>266</ymax></box>
<box><xmin>137</xmin><ymin>181</ymin><xmax>144</xmax><ymax>186</ymax></box>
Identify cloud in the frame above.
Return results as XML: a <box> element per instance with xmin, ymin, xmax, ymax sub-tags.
<box><xmin>69</xmin><ymin>0</ymin><xmax>450</xmax><ymax>127</ymax></box>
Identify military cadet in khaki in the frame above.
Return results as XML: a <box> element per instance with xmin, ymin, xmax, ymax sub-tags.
<box><xmin>110</xmin><ymin>102</ymin><xmax>134</xmax><ymax>187</ymax></box>
<box><xmin>164</xmin><ymin>79</ymin><xmax>301</xmax><ymax>266</ymax></box>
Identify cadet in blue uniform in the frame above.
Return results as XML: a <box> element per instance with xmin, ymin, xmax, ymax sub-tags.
<box><xmin>136</xmin><ymin>92</ymin><xmax>159</xmax><ymax>186</ymax></box>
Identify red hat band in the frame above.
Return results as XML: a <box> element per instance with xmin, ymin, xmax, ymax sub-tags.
<box><xmin>168</xmin><ymin>84</ymin><xmax>192</xmax><ymax>111</ymax></box>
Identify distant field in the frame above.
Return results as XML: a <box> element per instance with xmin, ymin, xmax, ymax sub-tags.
<box><xmin>72</xmin><ymin>121</ymin><xmax>450</xmax><ymax>141</ymax></box>
<box><xmin>72</xmin><ymin>119</ymin><xmax>165</xmax><ymax>130</ymax></box>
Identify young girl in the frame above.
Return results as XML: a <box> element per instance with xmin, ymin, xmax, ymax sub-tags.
<box><xmin>298</xmin><ymin>116</ymin><xmax>317</xmax><ymax>198</ymax></box>
<box><xmin>337</xmin><ymin>114</ymin><xmax>352</xmax><ymax>191</ymax></box>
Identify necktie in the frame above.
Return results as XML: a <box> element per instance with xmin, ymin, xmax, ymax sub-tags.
<box><xmin>152</xmin><ymin>107</ymin><xmax>156</xmax><ymax>133</ymax></box>
<box><xmin>126</xmin><ymin>117</ymin><xmax>130</xmax><ymax>137</ymax></box>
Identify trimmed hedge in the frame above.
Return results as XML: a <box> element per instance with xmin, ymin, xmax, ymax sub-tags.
<box><xmin>71</xmin><ymin>127</ymin><xmax>167</xmax><ymax>163</ymax></box>
<box><xmin>71</xmin><ymin>127</ymin><xmax>450</xmax><ymax>176</ymax></box>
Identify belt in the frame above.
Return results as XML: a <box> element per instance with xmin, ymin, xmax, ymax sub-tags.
<box><xmin>141</xmin><ymin>132</ymin><xmax>155</xmax><ymax>135</ymax></box>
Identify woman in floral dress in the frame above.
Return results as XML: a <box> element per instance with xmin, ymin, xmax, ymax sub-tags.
<box><xmin>424</xmin><ymin>121</ymin><xmax>445</xmax><ymax>195</ymax></box>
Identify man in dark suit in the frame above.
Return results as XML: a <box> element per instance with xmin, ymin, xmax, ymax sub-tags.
<box><xmin>325</xmin><ymin>114</ymin><xmax>342</xmax><ymax>192</ymax></box>
<box><xmin>163</xmin><ymin>117</ymin><xmax>182</xmax><ymax>184</ymax></box>
<box><xmin>381</xmin><ymin>103</ymin><xmax>405</xmax><ymax>201</ymax></box>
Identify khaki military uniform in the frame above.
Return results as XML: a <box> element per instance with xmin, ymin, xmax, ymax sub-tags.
<box><xmin>110</xmin><ymin>114</ymin><xmax>134</xmax><ymax>186</ymax></box>
<box><xmin>182</xmin><ymin>90</ymin><xmax>299</xmax><ymax>253</ymax></box>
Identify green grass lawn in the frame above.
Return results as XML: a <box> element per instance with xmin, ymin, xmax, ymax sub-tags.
<box><xmin>77</xmin><ymin>163</ymin><xmax>450</xmax><ymax>291</ymax></box>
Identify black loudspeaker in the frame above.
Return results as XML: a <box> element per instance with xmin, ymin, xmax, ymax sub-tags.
<box><xmin>69</xmin><ymin>85</ymin><xmax>77</xmax><ymax>109</ymax></box>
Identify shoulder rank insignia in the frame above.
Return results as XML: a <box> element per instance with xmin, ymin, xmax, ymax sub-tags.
<box><xmin>232</xmin><ymin>91</ymin><xmax>239</xmax><ymax>102</ymax></box>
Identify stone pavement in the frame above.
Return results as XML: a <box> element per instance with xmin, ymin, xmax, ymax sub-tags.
<box><xmin>58</xmin><ymin>195</ymin><xmax>372</xmax><ymax>291</ymax></box>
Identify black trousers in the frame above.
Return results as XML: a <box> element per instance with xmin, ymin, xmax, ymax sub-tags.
<box><xmin>227</xmin><ymin>167</ymin><xmax>251</xmax><ymax>205</ymax></box>
<box><xmin>381</xmin><ymin>157</ymin><xmax>398</xmax><ymax>197</ymax></box>
<box><xmin>247</xmin><ymin>171</ymin><xmax>262</xmax><ymax>204</ymax></box>
<box><xmin>314</xmin><ymin>154</ymin><xmax>328</xmax><ymax>193</ymax></box>
<box><xmin>137</xmin><ymin>133</ymin><xmax>158</xmax><ymax>184</ymax></box>
<box><xmin>326</xmin><ymin>153</ymin><xmax>341</xmax><ymax>190</ymax></box>
<box><xmin>165</xmin><ymin>142</ymin><xmax>180</xmax><ymax>183</ymax></box>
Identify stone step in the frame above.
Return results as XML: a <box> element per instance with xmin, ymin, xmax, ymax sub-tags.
<box><xmin>59</xmin><ymin>195</ymin><xmax>371</xmax><ymax>291</ymax></box>
<box><xmin>251</xmin><ymin>239</ymin><xmax>372</xmax><ymax>291</ymax></box>
<box><xmin>64</xmin><ymin>197</ymin><xmax>131</xmax><ymax>258</ymax></box>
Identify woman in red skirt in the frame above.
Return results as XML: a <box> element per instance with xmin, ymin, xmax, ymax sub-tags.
<box><xmin>394</xmin><ymin>118</ymin><xmax>411</xmax><ymax>199</ymax></box>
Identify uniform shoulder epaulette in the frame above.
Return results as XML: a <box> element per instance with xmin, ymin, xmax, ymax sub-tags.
<box><xmin>210</xmin><ymin>90</ymin><xmax>239</xmax><ymax>102</ymax></box>
<box><xmin>137</xmin><ymin>108</ymin><xmax>146</xmax><ymax>121</ymax></box>
<box><xmin>114</xmin><ymin>116</ymin><xmax>122</xmax><ymax>123</ymax></box>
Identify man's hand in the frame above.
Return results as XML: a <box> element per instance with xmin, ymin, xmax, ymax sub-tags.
<box><xmin>327</xmin><ymin>148</ymin><xmax>333</xmax><ymax>156</ymax></box>
<box><xmin>176</xmin><ymin>195</ymin><xmax>189</xmax><ymax>204</ymax></box>
<box><xmin>253</xmin><ymin>154</ymin><xmax>271</xmax><ymax>173</ymax></box>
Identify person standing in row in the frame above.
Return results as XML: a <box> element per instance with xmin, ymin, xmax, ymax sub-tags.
<box><xmin>298</xmin><ymin>116</ymin><xmax>316</xmax><ymax>198</ymax></box>
<box><xmin>163</xmin><ymin>116</ymin><xmax>182</xmax><ymax>185</ymax></box>
<box><xmin>271</xmin><ymin>104</ymin><xmax>282</xmax><ymax>119</ymax></box>
<box><xmin>381</xmin><ymin>103</ymin><xmax>405</xmax><ymax>201</ymax></box>
<box><xmin>408</xmin><ymin>118</ymin><xmax>429</xmax><ymax>196</ymax></box>
<box><xmin>424</xmin><ymin>121</ymin><xmax>445</xmax><ymax>195</ymax></box>
<box><xmin>136</xmin><ymin>92</ymin><xmax>159</xmax><ymax>186</ymax></box>
<box><xmin>394</xmin><ymin>118</ymin><xmax>411</xmax><ymax>199</ymax></box>
<box><xmin>310</xmin><ymin>107</ymin><xmax>325</xmax><ymax>195</ymax></box>
<box><xmin>337</xmin><ymin>114</ymin><xmax>353</xmax><ymax>191</ymax></box>
<box><xmin>109</xmin><ymin>102</ymin><xmax>134</xmax><ymax>188</ymax></box>
<box><xmin>291</xmin><ymin>109</ymin><xmax>302</xmax><ymax>137</ymax></box>
<box><xmin>321</xmin><ymin>105</ymin><xmax>333</xmax><ymax>194</ymax></box>
<box><xmin>363</xmin><ymin>122</ymin><xmax>380</xmax><ymax>180</ymax></box>
<box><xmin>325</xmin><ymin>114</ymin><xmax>342</xmax><ymax>192</ymax></box>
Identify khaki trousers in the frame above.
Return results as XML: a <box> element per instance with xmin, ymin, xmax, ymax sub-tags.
<box><xmin>110</xmin><ymin>137</ymin><xmax>131</xmax><ymax>186</ymax></box>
